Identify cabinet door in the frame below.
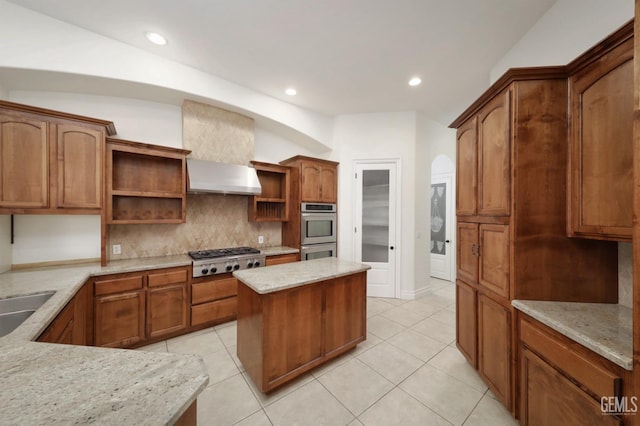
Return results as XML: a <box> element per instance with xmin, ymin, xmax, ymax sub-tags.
<box><xmin>478</xmin><ymin>91</ymin><xmax>510</xmax><ymax>216</ymax></box>
<box><xmin>301</xmin><ymin>162</ymin><xmax>321</xmax><ymax>202</ymax></box>
<box><xmin>456</xmin><ymin>117</ymin><xmax>477</xmax><ymax>216</ymax></box>
<box><xmin>478</xmin><ymin>294</ymin><xmax>511</xmax><ymax>409</ymax></box>
<box><xmin>0</xmin><ymin>113</ymin><xmax>49</xmax><ymax>208</ymax></box>
<box><xmin>263</xmin><ymin>284</ymin><xmax>323</xmax><ymax>384</ymax></box>
<box><xmin>569</xmin><ymin>39</ymin><xmax>633</xmax><ymax>241</ymax></box>
<box><xmin>457</xmin><ymin>222</ymin><xmax>479</xmax><ymax>285</ymax></box>
<box><xmin>147</xmin><ymin>284</ymin><xmax>188</xmax><ymax>339</ymax></box>
<box><xmin>456</xmin><ymin>280</ymin><xmax>477</xmax><ymax>368</ymax></box>
<box><xmin>94</xmin><ymin>290</ymin><xmax>145</xmax><ymax>348</ymax></box>
<box><xmin>55</xmin><ymin>124</ymin><xmax>104</xmax><ymax>209</ymax></box>
<box><xmin>324</xmin><ymin>272</ymin><xmax>366</xmax><ymax>356</ymax></box>
<box><xmin>319</xmin><ymin>166</ymin><xmax>338</xmax><ymax>203</ymax></box>
<box><xmin>478</xmin><ymin>224</ymin><xmax>510</xmax><ymax>298</ymax></box>
<box><xmin>520</xmin><ymin>347</ymin><xmax>622</xmax><ymax>426</ymax></box>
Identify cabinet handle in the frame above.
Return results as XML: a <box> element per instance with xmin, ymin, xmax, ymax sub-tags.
<box><xmin>471</xmin><ymin>244</ymin><xmax>476</xmax><ymax>256</ymax></box>
<box><xmin>477</xmin><ymin>245</ymin><xmax>481</xmax><ymax>257</ymax></box>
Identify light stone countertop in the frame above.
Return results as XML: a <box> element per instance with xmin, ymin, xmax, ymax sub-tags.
<box><xmin>260</xmin><ymin>245</ymin><xmax>300</xmax><ymax>256</ymax></box>
<box><xmin>234</xmin><ymin>257</ymin><xmax>371</xmax><ymax>294</ymax></box>
<box><xmin>512</xmin><ymin>300</ymin><xmax>632</xmax><ymax>370</ymax></box>
<box><xmin>0</xmin><ymin>254</ymin><xmax>208</xmax><ymax>425</ymax></box>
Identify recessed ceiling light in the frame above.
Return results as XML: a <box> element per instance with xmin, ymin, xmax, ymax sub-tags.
<box><xmin>285</xmin><ymin>88</ymin><xmax>297</xmax><ymax>96</ymax></box>
<box><xmin>145</xmin><ymin>31</ymin><xmax>167</xmax><ymax>46</ymax></box>
<box><xmin>408</xmin><ymin>77</ymin><xmax>422</xmax><ymax>87</ymax></box>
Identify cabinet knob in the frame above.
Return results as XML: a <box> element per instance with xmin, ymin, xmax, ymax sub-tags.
<box><xmin>445</xmin><ymin>240</ymin><xmax>450</xmax><ymax>243</ymax></box>
<box><xmin>390</xmin><ymin>246</ymin><xmax>394</xmax><ymax>250</ymax></box>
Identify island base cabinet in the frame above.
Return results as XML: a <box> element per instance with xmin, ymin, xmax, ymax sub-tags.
<box><xmin>237</xmin><ymin>271</ymin><xmax>366</xmax><ymax>393</ymax></box>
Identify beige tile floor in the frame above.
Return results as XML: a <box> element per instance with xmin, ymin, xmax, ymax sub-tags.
<box><xmin>138</xmin><ymin>278</ymin><xmax>517</xmax><ymax>426</ymax></box>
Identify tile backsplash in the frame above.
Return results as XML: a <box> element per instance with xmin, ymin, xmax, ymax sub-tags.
<box><xmin>107</xmin><ymin>100</ymin><xmax>282</xmax><ymax>260</ymax></box>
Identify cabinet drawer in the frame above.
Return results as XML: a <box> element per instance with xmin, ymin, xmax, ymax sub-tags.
<box><xmin>94</xmin><ymin>275</ymin><xmax>144</xmax><ymax>296</ymax></box>
<box><xmin>265</xmin><ymin>253</ymin><xmax>299</xmax><ymax>266</ymax></box>
<box><xmin>191</xmin><ymin>297</ymin><xmax>237</xmax><ymax>326</ymax></box>
<box><xmin>520</xmin><ymin>318</ymin><xmax>621</xmax><ymax>399</ymax></box>
<box><xmin>192</xmin><ymin>277</ymin><xmax>237</xmax><ymax>304</ymax></box>
<box><xmin>148</xmin><ymin>269</ymin><xmax>188</xmax><ymax>288</ymax></box>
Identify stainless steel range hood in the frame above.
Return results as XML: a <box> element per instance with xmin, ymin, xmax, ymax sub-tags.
<box><xmin>187</xmin><ymin>158</ymin><xmax>262</xmax><ymax>195</ymax></box>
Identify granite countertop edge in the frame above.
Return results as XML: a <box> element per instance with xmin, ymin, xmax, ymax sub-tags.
<box><xmin>261</xmin><ymin>246</ymin><xmax>300</xmax><ymax>256</ymax></box>
<box><xmin>234</xmin><ymin>257</ymin><xmax>371</xmax><ymax>294</ymax></box>
<box><xmin>0</xmin><ymin>254</ymin><xmax>208</xmax><ymax>425</ymax></box>
<box><xmin>512</xmin><ymin>299</ymin><xmax>633</xmax><ymax>371</ymax></box>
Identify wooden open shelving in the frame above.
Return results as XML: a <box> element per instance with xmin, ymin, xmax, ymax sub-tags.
<box><xmin>106</xmin><ymin>138</ymin><xmax>190</xmax><ymax>224</ymax></box>
<box><xmin>248</xmin><ymin>161</ymin><xmax>290</xmax><ymax>222</ymax></box>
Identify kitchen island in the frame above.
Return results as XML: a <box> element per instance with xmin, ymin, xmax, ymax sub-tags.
<box><xmin>234</xmin><ymin>257</ymin><xmax>370</xmax><ymax>392</ymax></box>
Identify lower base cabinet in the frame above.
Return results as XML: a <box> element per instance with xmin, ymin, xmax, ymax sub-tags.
<box><xmin>456</xmin><ymin>280</ymin><xmax>513</xmax><ymax>411</ymax></box>
<box><xmin>456</xmin><ymin>280</ymin><xmax>477</xmax><ymax>367</ymax></box>
<box><xmin>478</xmin><ymin>293</ymin><xmax>512</xmax><ymax>408</ymax></box>
<box><xmin>237</xmin><ymin>271</ymin><xmax>366</xmax><ymax>392</ymax></box>
<box><xmin>519</xmin><ymin>315</ymin><xmax>627</xmax><ymax>426</ymax></box>
<box><xmin>38</xmin><ymin>284</ymin><xmax>87</xmax><ymax>345</ymax></box>
<box><xmin>92</xmin><ymin>266</ymin><xmax>189</xmax><ymax>348</ymax></box>
<box><xmin>191</xmin><ymin>274</ymin><xmax>238</xmax><ymax>327</ymax></box>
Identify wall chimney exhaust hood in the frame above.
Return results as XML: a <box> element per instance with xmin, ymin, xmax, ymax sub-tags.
<box><xmin>187</xmin><ymin>158</ymin><xmax>262</xmax><ymax>195</ymax></box>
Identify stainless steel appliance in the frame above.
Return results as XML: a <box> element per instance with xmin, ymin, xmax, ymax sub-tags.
<box><xmin>301</xmin><ymin>202</ymin><xmax>337</xmax><ymax>246</ymax></box>
<box><xmin>188</xmin><ymin>246</ymin><xmax>265</xmax><ymax>278</ymax></box>
<box><xmin>300</xmin><ymin>242</ymin><xmax>337</xmax><ymax>261</ymax></box>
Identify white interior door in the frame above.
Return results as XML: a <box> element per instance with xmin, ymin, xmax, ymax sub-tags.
<box><xmin>430</xmin><ymin>174</ymin><xmax>453</xmax><ymax>281</ymax></box>
<box><xmin>354</xmin><ymin>161</ymin><xmax>398</xmax><ymax>298</ymax></box>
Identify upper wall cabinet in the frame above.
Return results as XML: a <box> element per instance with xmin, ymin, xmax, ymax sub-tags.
<box><xmin>282</xmin><ymin>156</ymin><xmax>338</xmax><ymax>204</ymax></box>
<box><xmin>0</xmin><ymin>101</ymin><xmax>116</xmax><ymax>214</ymax></box>
<box><xmin>106</xmin><ymin>138</ymin><xmax>190</xmax><ymax>224</ymax></box>
<box><xmin>568</xmin><ymin>33</ymin><xmax>633</xmax><ymax>242</ymax></box>
<box><xmin>456</xmin><ymin>90</ymin><xmax>510</xmax><ymax>218</ymax></box>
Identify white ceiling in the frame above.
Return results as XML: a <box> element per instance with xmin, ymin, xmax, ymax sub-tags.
<box><xmin>4</xmin><ymin>0</ymin><xmax>557</xmax><ymax>125</ymax></box>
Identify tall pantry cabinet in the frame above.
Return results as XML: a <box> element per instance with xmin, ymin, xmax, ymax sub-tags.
<box><xmin>451</xmin><ymin>72</ymin><xmax>618</xmax><ymax>414</ymax></box>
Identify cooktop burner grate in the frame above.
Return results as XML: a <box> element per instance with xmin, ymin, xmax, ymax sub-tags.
<box><xmin>188</xmin><ymin>246</ymin><xmax>261</xmax><ymax>260</ymax></box>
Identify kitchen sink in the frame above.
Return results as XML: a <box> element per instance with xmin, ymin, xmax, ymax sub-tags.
<box><xmin>0</xmin><ymin>291</ymin><xmax>55</xmax><ymax>337</ymax></box>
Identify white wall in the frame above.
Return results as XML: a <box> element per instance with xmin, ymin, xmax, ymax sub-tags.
<box><xmin>0</xmin><ymin>0</ymin><xmax>334</xmax><ymax>150</ymax></box>
<box><xmin>0</xmin><ymin>216</ymin><xmax>10</xmax><ymax>272</ymax></box>
<box><xmin>334</xmin><ymin>112</ymin><xmax>417</xmax><ymax>298</ymax></box>
<box><xmin>0</xmin><ymin>82</ymin><xmax>7</xmax><ymax>100</ymax></box>
<box><xmin>11</xmin><ymin>91</ymin><xmax>183</xmax><ymax>148</ymax></box>
<box><xmin>416</xmin><ymin>114</ymin><xmax>457</xmax><ymax>288</ymax></box>
<box><xmin>491</xmin><ymin>0</ymin><xmax>633</xmax><ymax>81</ymax></box>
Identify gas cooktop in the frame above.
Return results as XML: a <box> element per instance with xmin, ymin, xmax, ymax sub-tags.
<box><xmin>188</xmin><ymin>246</ymin><xmax>265</xmax><ymax>277</ymax></box>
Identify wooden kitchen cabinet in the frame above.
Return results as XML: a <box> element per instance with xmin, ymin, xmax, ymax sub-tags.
<box><xmin>248</xmin><ymin>161</ymin><xmax>290</xmax><ymax>222</ymax></box>
<box><xmin>237</xmin><ymin>270</ymin><xmax>366</xmax><ymax>392</ymax></box>
<box><xmin>456</xmin><ymin>280</ymin><xmax>477</xmax><ymax>368</ymax></box>
<box><xmin>38</xmin><ymin>284</ymin><xmax>88</xmax><ymax>345</ymax></box>
<box><xmin>147</xmin><ymin>269</ymin><xmax>189</xmax><ymax>339</ymax></box>
<box><xmin>92</xmin><ymin>266</ymin><xmax>191</xmax><ymax>348</ymax></box>
<box><xmin>106</xmin><ymin>138</ymin><xmax>190</xmax><ymax>224</ymax></box>
<box><xmin>568</xmin><ymin>36</ymin><xmax>633</xmax><ymax>242</ymax></box>
<box><xmin>265</xmin><ymin>253</ymin><xmax>299</xmax><ymax>266</ymax></box>
<box><xmin>280</xmin><ymin>155</ymin><xmax>339</xmax><ymax>250</ymax></box>
<box><xmin>93</xmin><ymin>274</ymin><xmax>146</xmax><ymax>348</ymax></box>
<box><xmin>456</xmin><ymin>222</ymin><xmax>509</xmax><ymax>299</ymax></box>
<box><xmin>456</xmin><ymin>91</ymin><xmax>510</xmax><ymax>218</ymax></box>
<box><xmin>519</xmin><ymin>315</ymin><xmax>627</xmax><ymax>426</ymax></box>
<box><xmin>451</xmin><ymin>49</ymin><xmax>620</xmax><ymax>415</ymax></box>
<box><xmin>0</xmin><ymin>101</ymin><xmax>115</xmax><ymax>213</ymax></box>
<box><xmin>281</xmin><ymin>155</ymin><xmax>338</xmax><ymax>204</ymax></box>
<box><xmin>190</xmin><ymin>274</ymin><xmax>238</xmax><ymax>327</ymax></box>
<box><xmin>0</xmin><ymin>113</ymin><xmax>48</xmax><ymax>208</ymax></box>
<box><xmin>478</xmin><ymin>293</ymin><xmax>512</xmax><ymax>408</ymax></box>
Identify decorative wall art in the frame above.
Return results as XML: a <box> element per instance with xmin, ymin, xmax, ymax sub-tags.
<box><xmin>430</xmin><ymin>183</ymin><xmax>446</xmax><ymax>254</ymax></box>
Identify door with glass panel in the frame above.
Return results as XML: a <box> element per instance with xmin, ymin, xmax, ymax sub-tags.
<box><xmin>354</xmin><ymin>161</ymin><xmax>398</xmax><ymax>298</ymax></box>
